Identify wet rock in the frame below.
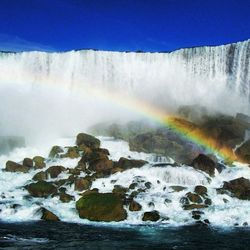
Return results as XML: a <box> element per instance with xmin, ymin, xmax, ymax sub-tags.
<box><xmin>204</xmin><ymin>198</ymin><xmax>212</xmax><ymax>205</ymax></box>
<box><xmin>88</xmin><ymin>159</ymin><xmax>114</xmax><ymax>173</ymax></box>
<box><xmin>192</xmin><ymin>210</ymin><xmax>204</xmax><ymax>220</ymax></box>
<box><xmin>170</xmin><ymin>186</ymin><xmax>186</xmax><ymax>192</ymax></box>
<box><xmin>186</xmin><ymin>192</ymin><xmax>203</xmax><ymax>203</ymax></box>
<box><xmin>142</xmin><ymin>211</ymin><xmax>160</xmax><ymax>222</ymax></box>
<box><xmin>183</xmin><ymin>204</ymin><xmax>208</xmax><ymax>210</ymax></box>
<box><xmin>129</xmin><ymin>183</ymin><xmax>138</xmax><ymax>190</ymax></box>
<box><xmin>61</xmin><ymin>146</ymin><xmax>80</xmax><ymax>159</ymax></box>
<box><xmin>26</xmin><ymin>181</ymin><xmax>57</xmax><ymax>198</ymax></box>
<box><xmin>45</xmin><ymin>166</ymin><xmax>66</xmax><ymax>178</ymax></box>
<box><xmin>40</xmin><ymin>207</ymin><xmax>60</xmax><ymax>221</ymax></box>
<box><xmin>49</xmin><ymin>146</ymin><xmax>64</xmax><ymax>158</ymax></box>
<box><xmin>32</xmin><ymin>171</ymin><xmax>47</xmax><ymax>181</ymax></box>
<box><xmin>194</xmin><ymin>185</ymin><xmax>207</xmax><ymax>196</ymax></box>
<box><xmin>235</xmin><ymin>139</ymin><xmax>250</xmax><ymax>163</ymax></box>
<box><xmin>145</xmin><ymin>182</ymin><xmax>152</xmax><ymax>189</ymax></box>
<box><xmin>23</xmin><ymin>158</ymin><xmax>33</xmax><ymax>168</ymax></box>
<box><xmin>5</xmin><ymin>160</ymin><xmax>30</xmax><ymax>173</ymax></box>
<box><xmin>191</xmin><ymin>154</ymin><xmax>216</xmax><ymax>176</ymax></box>
<box><xmin>180</xmin><ymin>197</ymin><xmax>189</xmax><ymax>205</ymax></box>
<box><xmin>33</xmin><ymin>156</ymin><xmax>46</xmax><ymax>169</ymax></box>
<box><xmin>76</xmin><ymin>192</ymin><xmax>127</xmax><ymax>222</ymax></box>
<box><xmin>203</xmin><ymin>219</ymin><xmax>210</xmax><ymax>224</ymax></box>
<box><xmin>129</xmin><ymin>200</ymin><xmax>142</xmax><ymax>211</ymax></box>
<box><xmin>112</xmin><ymin>185</ymin><xmax>128</xmax><ymax>196</ymax></box>
<box><xmin>59</xmin><ymin>193</ymin><xmax>74</xmax><ymax>203</ymax></box>
<box><xmin>221</xmin><ymin>177</ymin><xmax>250</xmax><ymax>200</ymax></box>
<box><xmin>74</xmin><ymin>177</ymin><xmax>91</xmax><ymax>191</ymax></box>
<box><xmin>76</xmin><ymin>133</ymin><xmax>100</xmax><ymax>149</ymax></box>
<box><xmin>116</xmin><ymin>157</ymin><xmax>147</xmax><ymax>170</ymax></box>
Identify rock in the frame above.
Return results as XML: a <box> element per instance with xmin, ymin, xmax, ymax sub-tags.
<box><xmin>76</xmin><ymin>192</ymin><xmax>127</xmax><ymax>222</ymax></box>
<box><xmin>192</xmin><ymin>210</ymin><xmax>204</xmax><ymax>220</ymax></box>
<box><xmin>112</xmin><ymin>185</ymin><xmax>128</xmax><ymax>196</ymax></box>
<box><xmin>26</xmin><ymin>181</ymin><xmax>57</xmax><ymax>198</ymax></box>
<box><xmin>116</xmin><ymin>157</ymin><xmax>147</xmax><ymax>170</ymax></box>
<box><xmin>23</xmin><ymin>158</ymin><xmax>33</xmax><ymax>168</ymax></box>
<box><xmin>170</xmin><ymin>186</ymin><xmax>186</xmax><ymax>192</ymax></box>
<box><xmin>74</xmin><ymin>177</ymin><xmax>91</xmax><ymax>191</ymax></box>
<box><xmin>45</xmin><ymin>166</ymin><xmax>66</xmax><ymax>178</ymax></box>
<box><xmin>129</xmin><ymin>183</ymin><xmax>138</xmax><ymax>189</ymax></box>
<box><xmin>183</xmin><ymin>204</ymin><xmax>208</xmax><ymax>210</ymax></box>
<box><xmin>145</xmin><ymin>182</ymin><xmax>152</xmax><ymax>189</ymax></box>
<box><xmin>204</xmin><ymin>198</ymin><xmax>212</xmax><ymax>205</ymax></box>
<box><xmin>194</xmin><ymin>185</ymin><xmax>207</xmax><ymax>196</ymax></box>
<box><xmin>186</xmin><ymin>192</ymin><xmax>203</xmax><ymax>203</ymax></box>
<box><xmin>40</xmin><ymin>207</ymin><xmax>60</xmax><ymax>221</ymax></box>
<box><xmin>142</xmin><ymin>211</ymin><xmax>160</xmax><ymax>222</ymax></box>
<box><xmin>5</xmin><ymin>160</ymin><xmax>30</xmax><ymax>173</ymax></box>
<box><xmin>49</xmin><ymin>146</ymin><xmax>64</xmax><ymax>158</ymax></box>
<box><xmin>235</xmin><ymin>139</ymin><xmax>250</xmax><ymax>163</ymax></box>
<box><xmin>33</xmin><ymin>156</ymin><xmax>46</xmax><ymax>169</ymax></box>
<box><xmin>76</xmin><ymin>133</ymin><xmax>100</xmax><ymax>149</ymax></box>
<box><xmin>89</xmin><ymin>159</ymin><xmax>114</xmax><ymax>173</ymax></box>
<box><xmin>129</xmin><ymin>200</ymin><xmax>142</xmax><ymax>211</ymax></box>
<box><xmin>80</xmin><ymin>188</ymin><xmax>99</xmax><ymax>196</ymax></box>
<box><xmin>32</xmin><ymin>171</ymin><xmax>47</xmax><ymax>181</ymax></box>
<box><xmin>59</xmin><ymin>193</ymin><xmax>74</xmax><ymax>203</ymax></box>
<box><xmin>191</xmin><ymin>154</ymin><xmax>216</xmax><ymax>176</ymax></box>
<box><xmin>222</xmin><ymin>177</ymin><xmax>250</xmax><ymax>200</ymax></box>
<box><xmin>61</xmin><ymin>146</ymin><xmax>80</xmax><ymax>159</ymax></box>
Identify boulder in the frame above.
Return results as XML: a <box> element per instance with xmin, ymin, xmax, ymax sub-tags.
<box><xmin>142</xmin><ymin>211</ymin><xmax>160</xmax><ymax>222</ymax></box>
<box><xmin>61</xmin><ymin>146</ymin><xmax>80</xmax><ymax>159</ymax></box>
<box><xmin>33</xmin><ymin>156</ymin><xmax>46</xmax><ymax>169</ymax></box>
<box><xmin>76</xmin><ymin>133</ymin><xmax>100</xmax><ymax>149</ymax></box>
<box><xmin>23</xmin><ymin>158</ymin><xmax>33</xmax><ymax>168</ymax></box>
<box><xmin>32</xmin><ymin>171</ymin><xmax>47</xmax><ymax>181</ymax></box>
<box><xmin>76</xmin><ymin>192</ymin><xmax>127</xmax><ymax>222</ymax></box>
<box><xmin>26</xmin><ymin>181</ymin><xmax>57</xmax><ymax>198</ymax></box>
<box><xmin>88</xmin><ymin>159</ymin><xmax>114</xmax><ymax>173</ymax></box>
<box><xmin>49</xmin><ymin>146</ymin><xmax>64</xmax><ymax>158</ymax></box>
<box><xmin>191</xmin><ymin>154</ymin><xmax>216</xmax><ymax>176</ymax></box>
<box><xmin>186</xmin><ymin>192</ymin><xmax>203</xmax><ymax>203</ymax></box>
<box><xmin>59</xmin><ymin>193</ymin><xmax>74</xmax><ymax>203</ymax></box>
<box><xmin>5</xmin><ymin>160</ymin><xmax>30</xmax><ymax>173</ymax></box>
<box><xmin>129</xmin><ymin>200</ymin><xmax>142</xmax><ymax>211</ymax></box>
<box><xmin>40</xmin><ymin>207</ymin><xmax>60</xmax><ymax>221</ymax></box>
<box><xmin>235</xmin><ymin>139</ymin><xmax>250</xmax><ymax>163</ymax></box>
<box><xmin>194</xmin><ymin>185</ymin><xmax>207</xmax><ymax>196</ymax></box>
<box><xmin>112</xmin><ymin>185</ymin><xmax>128</xmax><ymax>196</ymax></box>
<box><xmin>74</xmin><ymin>177</ymin><xmax>91</xmax><ymax>191</ymax></box>
<box><xmin>116</xmin><ymin>157</ymin><xmax>147</xmax><ymax>170</ymax></box>
<box><xmin>45</xmin><ymin>166</ymin><xmax>66</xmax><ymax>178</ymax></box>
<box><xmin>222</xmin><ymin>177</ymin><xmax>250</xmax><ymax>200</ymax></box>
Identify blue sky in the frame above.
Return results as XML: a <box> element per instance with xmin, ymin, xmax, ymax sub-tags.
<box><xmin>0</xmin><ymin>0</ymin><xmax>250</xmax><ymax>52</ymax></box>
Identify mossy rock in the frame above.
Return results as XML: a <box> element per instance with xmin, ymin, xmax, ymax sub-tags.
<box><xmin>5</xmin><ymin>160</ymin><xmax>30</xmax><ymax>173</ymax></box>
<box><xmin>76</xmin><ymin>192</ymin><xmax>127</xmax><ymax>222</ymax></box>
<box><xmin>32</xmin><ymin>171</ymin><xmax>47</xmax><ymax>181</ymax></box>
<box><xmin>49</xmin><ymin>146</ymin><xmax>64</xmax><ymax>158</ymax></box>
<box><xmin>23</xmin><ymin>158</ymin><xmax>33</xmax><ymax>168</ymax></box>
<box><xmin>61</xmin><ymin>146</ymin><xmax>80</xmax><ymax>159</ymax></box>
<box><xmin>26</xmin><ymin>181</ymin><xmax>57</xmax><ymax>198</ymax></box>
<box><xmin>76</xmin><ymin>133</ymin><xmax>100</xmax><ymax>149</ymax></box>
<box><xmin>33</xmin><ymin>156</ymin><xmax>46</xmax><ymax>169</ymax></box>
<box><xmin>45</xmin><ymin>166</ymin><xmax>66</xmax><ymax>178</ymax></box>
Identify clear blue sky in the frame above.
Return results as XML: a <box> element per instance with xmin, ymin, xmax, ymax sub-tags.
<box><xmin>0</xmin><ymin>0</ymin><xmax>250</xmax><ymax>52</ymax></box>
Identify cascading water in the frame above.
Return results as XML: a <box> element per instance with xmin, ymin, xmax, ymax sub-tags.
<box><xmin>0</xmin><ymin>39</ymin><xmax>249</xmax><ymax>113</ymax></box>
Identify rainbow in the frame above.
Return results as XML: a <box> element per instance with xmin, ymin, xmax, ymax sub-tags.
<box><xmin>2</xmin><ymin>72</ymin><xmax>236</xmax><ymax>162</ymax></box>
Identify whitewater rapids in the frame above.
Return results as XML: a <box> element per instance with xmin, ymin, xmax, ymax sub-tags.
<box><xmin>0</xmin><ymin>136</ymin><xmax>249</xmax><ymax>227</ymax></box>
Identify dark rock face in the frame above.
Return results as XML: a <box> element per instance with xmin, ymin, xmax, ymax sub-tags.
<box><xmin>142</xmin><ymin>211</ymin><xmax>160</xmax><ymax>221</ymax></box>
<box><xmin>45</xmin><ymin>166</ymin><xmax>66</xmax><ymax>178</ymax></box>
<box><xmin>222</xmin><ymin>177</ymin><xmax>250</xmax><ymax>200</ymax></box>
<box><xmin>5</xmin><ymin>160</ymin><xmax>30</xmax><ymax>173</ymax></box>
<box><xmin>116</xmin><ymin>157</ymin><xmax>147</xmax><ymax>170</ymax></box>
<box><xmin>191</xmin><ymin>154</ymin><xmax>216</xmax><ymax>176</ymax></box>
<box><xmin>235</xmin><ymin>139</ymin><xmax>250</xmax><ymax>163</ymax></box>
<box><xmin>33</xmin><ymin>156</ymin><xmax>46</xmax><ymax>169</ymax></box>
<box><xmin>49</xmin><ymin>146</ymin><xmax>64</xmax><ymax>158</ymax></box>
<box><xmin>76</xmin><ymin>193</ymin><xmax>127</xmax><ymax>222</ymax></box>
<box><xmin>26</xmin><ymin>181</ymin><xmax>57</xmax><ymax>198</ymax></box>
<box><xmin>40</xmin><ymin>207</ymin><xmax>60</xmax><ymax>221</ymax></box>
<box><xmin>76</xmin><ymin>133</ymin><xmax>100</xmax><ymax>149</ymax></box>
<box><xmin>23</xmin><ymin>158</ymin><xmax>33</xmax><ymax>168</ymax></box>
